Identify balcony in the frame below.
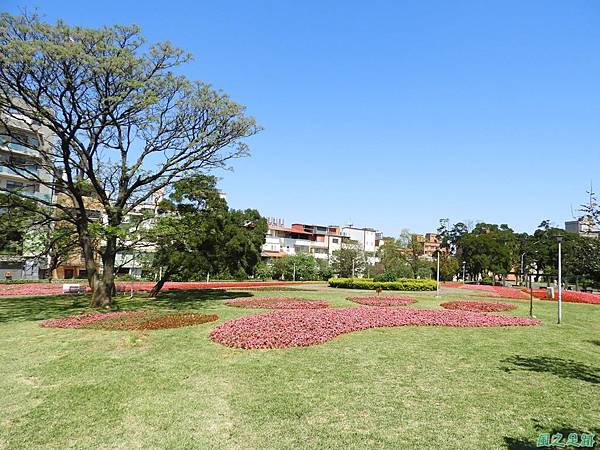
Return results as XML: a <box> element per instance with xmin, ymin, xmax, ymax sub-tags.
<box><xmin>0</xmin><ymin>165</ymin><xmax>39</xmax><ymax>177</ymax></box>
<box><xmin>0</xmin><ymin>141</ymin><xmax>41</xmax><ymax>157</ymax></box>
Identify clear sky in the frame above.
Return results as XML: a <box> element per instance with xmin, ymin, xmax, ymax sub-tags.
<box><xmin>5</xmin><ymin>1</ymin><xmax>600</xmax><ymax>236</ymax></box>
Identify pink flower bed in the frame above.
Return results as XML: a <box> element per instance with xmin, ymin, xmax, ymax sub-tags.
<box><xmin>40</xmin><ymin>311</ymin><xmax>145</xmax><ymax>328</ymax></box>
<box><xmin>0</xmin><ymin>281</ymin><xmax>299</xmax><ymax>297</ymax></box>
<box><xmin>348</xmin><ymin>296</ymin><xmax>415</xmax><ymax>307</ymax></box>
<box><xmin>210</xmin><ymin>307</ymin><xmax>540</xmax><ymax>349</ymax></box>
<box><xmin>458</xmin><ymin>284</ymin><xmax>529</xmax><ymax>300</ymax></box>
<box><xmin>0</xmin><ymin>283</ymin><xmax>72</xmax><ymax>296</ymax></box>
<box><xmin>442</xmin><ymin>282</ymin><xmax>465</xmax><ymax>288</ymax></box>
<box><xmin>225</xmin><ymin>296</ymin><xmax>329</xmax><ymax>309</ymax></box>
<box><xmin>440</xmin><ymin>300</ymin><xmax>517</xmax><ymax>312</ymax></box>
<box><xmin>529</xmin><ymin>289</ymin><xmax>600</xmax><ymax>305</ymax></box>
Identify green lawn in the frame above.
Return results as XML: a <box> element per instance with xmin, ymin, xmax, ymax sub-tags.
<box><xmin>0</xmin><ymin>286</ymin><xmax>598</xmax><ymax>449</ymax></box>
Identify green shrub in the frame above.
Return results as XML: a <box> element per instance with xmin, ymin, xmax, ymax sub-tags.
<box><xmin>328</xmin><ymin>277</ymin><xmax>436</xmax><ymax>291</ymax></box>
<box><xmin>373</xmin><ymin>272</ymin><xmax>397</xmax><ymax>282</ymax></box>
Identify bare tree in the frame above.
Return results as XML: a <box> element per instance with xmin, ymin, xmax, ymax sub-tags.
<box><xmin>0</xmin><ymin>13</ymin><xmax>260</xmax><ymax>306</ymax></box>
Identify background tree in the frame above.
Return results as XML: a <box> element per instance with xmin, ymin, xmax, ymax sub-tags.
<box><xmin>148</xmin><ymin>175</ymin><xmax>266</xmax><ymax>296</ymax></box>
<box><xmin>397</xmin><ymin>229</ymin><xmax>424</xmax><ymax>277</ymax></box>
<box><xmin>460</xmin><ymin>223</ymin><xmax>518</xmax><ymax>283</ymax></box>
<box><xmin>0</xmin><ymin>13</ymin><xmax>260</xmax><ymax>306</ymax></box>
<box><xmin>433</xmin><ymin>254</ymin><xmax>460</xmax><ymax>281</ymax></box>
<box><xmin>271</xmin><ymin>254</ymin><xmax>319</xmax><ymax>281</ymax></box>
<box><xmin>437</xmin><ymin>218</ymin><xmax>468</xmax><ymax>257</ymax></box>
<box><xmin>331</xmin><ymin>242</ymin><xmax>365</xmax><ymax>278</ymax></box>
<box><xmin>215</xmin><ymin>208</ymin><xmax>267</xmax><ymax>279</ymax></box>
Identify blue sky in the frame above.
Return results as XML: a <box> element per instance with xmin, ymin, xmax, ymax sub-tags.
<box><xmin>6</xmin><ymin>1</ymin><xmax>600</xmax><ymax>235</ymax></box>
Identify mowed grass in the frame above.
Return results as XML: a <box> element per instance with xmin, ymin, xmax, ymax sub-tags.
<box><xmin>0</xmin><ymin>286</ymin><xmax>599</xmax><ymax>449</ymax></box>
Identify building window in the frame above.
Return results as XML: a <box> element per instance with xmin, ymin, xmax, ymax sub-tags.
<box><xmin>332</xmin><ymin>238</ymin><xmax>339</xmax><ymax>244</ymax></box>
<box><xmin>5</xmin><ymin>181</ymin><xmax>38</xmax><ymax>193</ymax></box>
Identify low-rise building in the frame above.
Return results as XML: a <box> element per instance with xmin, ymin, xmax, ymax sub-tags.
<box><xmin>565</xmin><ymin>217</ymin><xmax>599</xmax><ymax>238</ymax></box>
<box><xmin>261</xmin><ymin>218</ymin><xmax>348</xmax><ymax>261</ymax></box>
<box><xmin>422</xmin><ymin>233</ymin><xmax>442</xmax><ymax>258</ymax></box>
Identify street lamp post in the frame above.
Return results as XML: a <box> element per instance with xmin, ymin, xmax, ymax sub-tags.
<box><xmin>556</xmin><ymin>235</ymin><xmax>563</xmax><ymax>324</ymax></box>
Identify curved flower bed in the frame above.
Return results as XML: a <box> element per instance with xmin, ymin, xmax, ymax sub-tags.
<box><xmin>442</xmin><ymin>282</ymin><xmax>465</xmax><ymax>288</ymax></box>
<box><xmin>225</xmin><ymin>297</ymin><xmax>329</xmax><ymax>309</ymax></box>
<box><xmin>0</xmin><ymin>281</ymin><xmax>301</xmax><ymax>297</ymax></box>
<box><xmin>529</xmin><ymin>289</ymin><xmax>600</xmax><ymax>305</ymax></box>
<box><xmin>41</xmin><ymin>311</ymin><xmax>218</xmax><ymax>330</ymax></box>
<box><xmin>458</xmin><ymin>284</ymin><xmax>529</xmax><ymax>300</ymax></box>
<box><xmin>348</xmin><ymin>296</ymin><xmax>415</xmax><ymax>307</ymax></box>
<box><xmin>440</xmin><ymin>300</ymin><xmax>517</xmax><ymax>312</ymax></box>
<box><xmin>210</xmin><ymin>307</ymin><xmax>540</xmax><ymax>349</ymax></box>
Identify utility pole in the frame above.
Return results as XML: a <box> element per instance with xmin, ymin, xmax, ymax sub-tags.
<box><xmin>556</xmin><ymin>235</ymin><xmax>563</xmax><ymax>324</ymax></box>
<box><xmin>436</xmin><ymin>251</ymin><xmax>440</xmax><ymax>297</ymax></box>
<box><xmin>529</xmin><ymin>271</ymin><xmax>534</xmax><ymax>318</ymax></box>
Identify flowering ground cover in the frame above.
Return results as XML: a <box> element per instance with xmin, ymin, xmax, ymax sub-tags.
<box><xmin>440</xmin><ymin>300</ymin><xmax>517</xmax><ymax>312</ymax></box>
<box><xmin>3</xmin><ymin>285</ymin><xmax>600</xmax><ymax>449</ymax></box>
<box><xmin>442</xmin><ymin>282</ymin><xmax>465</xmax><ymax>288</ymax></box>
<box><xmin>210</xmin><ymin>307</ymin><xmax>539</xmax><ymax>349</ymax></box>
<box><xmin>347</xmin><ymin>296</ymin><xmax>416</xmax><ymax>307</ymax></box>
<box><xmin>457</xmin><ymin>284</ymin><xmax>529</xmax><ymax>299</ymax></box>
<box><xmin>529</xmin><ymin>288</ymin><xmax>600</xmax><ymax>305</ymax></box>
<box><xmin>224</xmin><ymin>296</ymin><xmax>329</xmax><ymax>309</ymax></box>
<box><xmin>0</xmin><ymin>283</ymin><xmax>66</xmax><ymax>296</ymax></box>
<box><xmin>40</xmin><ymin>311</ymin><xmax>218</xmax><ymax>330</ymax></box>
<box><xmin>0</xmin><ymin>280</ymin><xmax>301</xmax><ymax>297</ymax></box>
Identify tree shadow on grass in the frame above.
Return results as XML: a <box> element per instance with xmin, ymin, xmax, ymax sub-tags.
<box><xmin>0</xmin><ymin>289</ymin><xmax>251</xmax><ymax>324</ymax></box>
<box><xmin>504</xmin><ymin>420</ymin><xmax>598</xmax><ymax>449</ymax></box>
<box><xmin>587</xmin><ymin>339</ymin><xmax>600</xmax><ymax>348</ymax></box>
<box><xmin>501</xmin><ymin>355</ymin><xmax>600</xmax><ymax>384</ymax></box>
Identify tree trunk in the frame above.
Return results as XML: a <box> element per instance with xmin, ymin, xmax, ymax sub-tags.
<box><xmin>92</xmin><ymin>237</ymin><xmax>118</xmax><ymax>308</ymax></box>
<box><xmin>150</xmin><ymin>268</ymin><xmax>172</xmax><ymax>297</ymax></box>
<box><xmin>79</xmin><ymin>226</ymin><xmax>115</xmax><ymax>308</ymax></box>
<box><xmin>91</xmin><ymin>276</ymin><xmax>111</xmax><ymax>308</ymax></box>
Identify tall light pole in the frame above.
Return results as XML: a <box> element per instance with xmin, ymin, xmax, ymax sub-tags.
<box><xmin>556</xmin><ymin>235</ymin><xmax>563</xmax><ymax>324</ymax></box>
<box><xmin>436</xmin><ymin>251</ymin><xmax>440</xmax><ymax>297</ymax></box>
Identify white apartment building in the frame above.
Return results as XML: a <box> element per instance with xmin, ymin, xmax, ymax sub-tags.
<box><xmin>0</xmin><ymin>115</ymin><xmax>54</xmax><ymax>279</ymax></box>
<box><xmin>340</xmin><ymin>225</ymin><xmax>384</xmax><ymax>265</ymax></box>
<box><xmin>261</xmin><ymin>219</ymin><xmax>347</xmax><ymax>261</ymax></box>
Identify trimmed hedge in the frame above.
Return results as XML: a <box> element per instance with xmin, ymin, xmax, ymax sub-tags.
<box><xmin>328</xmin><ymin>278</ymin><xmax>436</xmax><ymax>291</ymax></box>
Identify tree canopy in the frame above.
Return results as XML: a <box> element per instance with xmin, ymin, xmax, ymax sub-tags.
<box><xmin>148</xmin><ymin>175</ymin><xmax>266</xmax><ymax>295</ymax></box>
<box><xmin>0</xmin><ymin>13</ymin><xmax>260</xmax><ymax>305</ymax></box>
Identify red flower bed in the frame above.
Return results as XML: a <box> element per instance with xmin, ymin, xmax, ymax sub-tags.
<box><xmin>41</xmin><ymin>311</ymin><xmax>144</xmax><ymax>328</ymax></box>
<box><xmin>440</xmin><ymin>300</ymin><xmax>517</xmax><ymax>312</ymax></box>
<box><xmin>210</xmin><ymin>307</ymin><xmax>540</xmax><ymax>349</ymax></box>
<box><xmin>529</xmin><ymin>289</ymin><xmax>600</xmax><ymax>305</ymax></box>
<box><xmin>348</xmin><ymin>296</ymin><xmax>416</xmax><ymax>307</ymax></box>
<box><xmin>458</xmin><ymin>284</ymin><xmax>529</xmax><ymax>300</ymax></box>
<box><xmin>442</xmin><ymin>282</ymin><xmax>465</xmax><ymax>288</ymax></box>
<box><xmin>41</xmin><ymin>311</ymin><xmax>218</xmax><ymax>330</ymax></box>
<box><xmin>0</xmin><ymin>283</ymin><xmax>75</xmax><ymax>296</ymax></box>
<box><xmin>225</xmin><ymin>297</ymin><xmax>329</xmax><ymax>309</ymax></box>
<box><xmin>0</xmin><ymin>281</ymin><xmax>300</xmax><ymax>297</ymax></box>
